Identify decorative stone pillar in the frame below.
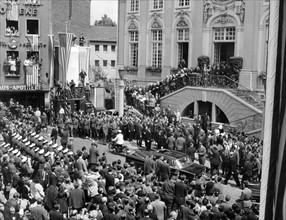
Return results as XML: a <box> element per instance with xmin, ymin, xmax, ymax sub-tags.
<box><xmin>194</xmin><ymin>101</ymin><xmax>199</xmax><ymax>116</ymax></box>
<box><xmin>118</xmin><ymin>80</ymin><xmax>125</xmax><ymax>116</ymax></box>
<box><xmin>212</xmin><ymin>103</ymin><xmax>216</xmax><ymax>123</ymax></box>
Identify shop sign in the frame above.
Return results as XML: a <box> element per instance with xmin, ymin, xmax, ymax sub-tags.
<box><xmin>0</xmin><ymin>85</ymin><xmax>40</xmax><ymax>91</ymax></box>
<box><xmin>19</xmin><ymin>7</ymin><xmax>37</xmax><ymax>16</ymax></box>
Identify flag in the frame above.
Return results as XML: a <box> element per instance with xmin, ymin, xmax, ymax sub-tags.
<box><xmin>259</xmin><ymin>0</ymin><xmax>286</xmax><ymax>219</ymax></box>
<box><xmin>25</xmin><ymin>64</ymin><xmax>39</xmax><ymax>90</ymax></box>
<box><xmin>58</xmin><ymin>32</ymin><xmax>73</xmax><ymax>87</ymax></box>
<box><xmin>48</xmin><ymin>35</ymin><xmax>55</xmax><ymax>88</ymax></box>
<box><xmin>26</xmin><ymin>35</ymin><xmax>38</xmax><ymax>52</ymax></box>
<box><xmin>6</xmin><ymin>1</ymin><xmax>18</xmax><ymax>21</ymax></box>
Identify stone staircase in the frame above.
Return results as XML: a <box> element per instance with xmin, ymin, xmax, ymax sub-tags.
<box><xmin>228</xmin><ymin>89</ymin><xmax>264</xmax><ymax>112</ymax></box>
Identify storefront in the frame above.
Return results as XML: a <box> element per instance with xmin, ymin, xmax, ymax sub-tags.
<box><xmin>0</xmin><ymin>85</ymin><xmax>46</xmax><ymax>109</ymax></box>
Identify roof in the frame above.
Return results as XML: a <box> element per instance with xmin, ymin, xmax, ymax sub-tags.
<box><xmin>87</xmin><ymin>26</ymin><xmax>117</xmax><ymax>42</ymax></box>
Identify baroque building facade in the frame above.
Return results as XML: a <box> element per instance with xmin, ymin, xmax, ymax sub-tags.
<box><xmin>117</xmin><ymin>0</ymin><xmax>270</xmax><ymax>91</ymax></box>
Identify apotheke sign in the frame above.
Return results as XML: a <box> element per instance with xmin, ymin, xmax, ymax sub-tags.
<box><xmin>0</xmin><ymin>85</ymin><xmax>40</xmax><ymax>91</ymax></box>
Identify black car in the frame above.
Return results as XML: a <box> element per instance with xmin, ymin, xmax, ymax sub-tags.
<box><xmin>125</xmin><ymin>148</ymin><xmax>205</xmax><ymax>181</ymax></box>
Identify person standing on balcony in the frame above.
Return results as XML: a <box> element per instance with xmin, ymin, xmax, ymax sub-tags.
<box><xmin>79</xmin><ymin>69</ymin><xmax>87</xmax><ymax>86</ymax></box>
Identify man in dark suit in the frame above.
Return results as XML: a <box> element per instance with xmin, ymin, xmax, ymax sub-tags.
<box><xmin>69</xmin><ymin>182</ymin><xmax>86</xmax><ymax>211</ymax></box>
<box><xmin>44</xmin><ymin>181</ymin><xmax>59</xmax><ymax>211</ymax></box>
<box><xmin>144</xmin><ymin>155</ymin><xmax>156</xmax><ymax>175</ymax></box>
<box><xmin>144</xmin><ymin>126</ymin><xmax>152</xmax><ymax>151</ymax></box>
<box><xmin>49</xmin><ymin>203</ymin><xmax>64</xmax><ymax>220</ymax></box>
<box><xmin>89</xmin><ymin>141</ymin><xmax>99</xmax><ymax>170</ymax></box>
<box><xmin>30</xmin><ymin>198</ymin><xmax>49</xmax><ymax>220</ymax></box>
<box><xmin>173</xmin><ymin>175</ymin><xmax>188</xmax><ymax>210</ymax></box>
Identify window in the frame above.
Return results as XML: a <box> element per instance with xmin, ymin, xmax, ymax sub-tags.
<box><xmin>27</xmin><ymin>19</ymin><xmax>39</xmax><ymax>35</ymax></box>
<box><xmin>4</xmin><ymin>51</ymin><xmax>20</xmax><ymax>77</ymax></box>
<box><xmin>111</xmin><ymin>45</ymin><xmax>116</xmax><ymax>52</ymax></box>
<box><xmin>177</xmin><ymin>29</ymin><xmax>189</xmax><ymax>67</ymax></box>
<box><xmin>103</xmin><ymin>60</ymin><xmax>108</xmax><ymax>67</ymax></box>
<box><xmin>152</xmin><ymin>0</ymin><xmax>163</xmax><ymax>10</ymax></box>
<box><xmin>129</xmin><ymin>31</ymin><xmax>139</xmax><ymax>67</ymax></box>
<box><xmin>178</xmin><ymin>0</ymin><xmax>190</xmax><ymax>7</ymax></box>
<box><xmin>95</xmin><ymin>45</ymin><xmax>100</xmax><ymax>51</ymax></box>
<box><xmin>95</xmin><ymin>60</ymin><xmax>100</xmax><ymax>66</ymax></box>
<box><xmin>111</xmin><ymin>60</ymin><xmax>116</xmax><ymax>67</ymax></box>
<box><xmin>213</xmin><ymin>27</ymin><xmax>236</xmax><ymax>63</ymax></box>
<box><xmin>213</xmin><ymin>27</ymin><xmax>235</xmax><ymax>41</ymax></box>
<box><xmin>177</xmin><ymin>29</ymin><xmax>189</xmax><ymax>41</ymax></box>
<box><xmin>130</xmin><ymin>0</ymin><xmax>139</xmax><ymax>12</ymax></box>
<box><xmin>103</xmin><ymin>45</ymin><xmax>108</xmax><ymax>52</ymax></box>
<box><xmin>151</xmin><ymin>30</ymin><xmax>162</xmax><ymax>67</ymax></box>
<box><xmin>6</xmin><ymin>20</ymin><xmax>19</xmax><ymax>36</ymax></box>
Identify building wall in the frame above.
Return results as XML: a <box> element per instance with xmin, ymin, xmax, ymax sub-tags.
<box><xmin>89</xmin><ymin>41</ymin><xmax>117</xmax><ymax>79</ymax></box>
<box><xmin>117</xmin><ymin>0</ymin><xmax>270</xmax><ymax>91</ymax></box>
<box><xmin>0</xmin><ymin>0</ymin><xmax>50</xmax><ymax>90</ymax></box>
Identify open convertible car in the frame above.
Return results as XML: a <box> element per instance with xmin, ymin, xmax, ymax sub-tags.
<box><xmin>125</xmin><ymin>148</ymin><xmax>205</xmax><ymax>181</ymax></box>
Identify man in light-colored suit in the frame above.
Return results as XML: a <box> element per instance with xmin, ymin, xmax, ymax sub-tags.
<box><xmin>89</xmin><ymin>141</ymin><xmax>99</xmax><ymax>170</ymax></box>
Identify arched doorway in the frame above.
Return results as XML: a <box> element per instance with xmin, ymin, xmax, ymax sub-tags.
<box><xmin>182</xmin><ymin>101</ymin><xmax>229</xmax><ymax>124</ymax></box>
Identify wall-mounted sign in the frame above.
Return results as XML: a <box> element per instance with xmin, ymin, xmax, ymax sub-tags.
<box><xmin>8</xmin><ymin>38</ymin><xmax>18</xmax><ymax>49</ymax></box>
<box><xmin>19</xmin><ymin>7</ymin><xmax>37</xmax><ymax>16</ymax></box>
<box><xmin>0</xmin><ymin>85</ymin><xmax>40</xmax><ymax>91</ymax></box>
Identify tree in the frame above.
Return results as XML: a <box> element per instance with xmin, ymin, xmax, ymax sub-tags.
<box><xmin>89</xmin><ymin>66</ymin><xmax>108</xmax><ymax>85</ymax></box>
<box><xmin>94</xmin><ymin>14</ymin><xmax>117</xmax><ymax>27</ymax></box>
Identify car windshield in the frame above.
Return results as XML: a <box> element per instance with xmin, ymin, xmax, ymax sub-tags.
<box><xmin>173</xmin><ymin>156</ymin><xmax>192</xmax><ymax>169</ymax></box>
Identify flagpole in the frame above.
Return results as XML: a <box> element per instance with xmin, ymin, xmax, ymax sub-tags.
<box><xmin>65</xmin><ymin>21</ymin><xmax>68</xmax><ymax>33</ymax></box>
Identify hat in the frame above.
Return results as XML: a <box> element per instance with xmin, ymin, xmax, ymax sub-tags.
<box><xmin>30</xmin><ymin>143</ymin><xmax>36</xmax><ymax>148</ymax></box>
<box><xmin>8</xmin><ymin>147</ymin><xmax>14</xmax><ymax>152</ymax></box>
<box><xmin>44</xmin><ymin>152</ymin><xmax>50</xmax><ymax>157</ymax></box>
<box><xmin>16</xmin><ymin>151</ymin><xmax>21</xmax><ymax>157</ymax></box>
<box><xmin>21</xmin><ymin>156</ymin><xmax>27</xmax><ymax>163</ymax></box>
<box><xmin>38</xmin><ymin>149</ymin><xmax>44</xmax><ymax>155</ymax></box>
<box><xmin>218</xmin><ymin>125</ymin><xmax>223</xmax><ymax>130</ymax></box>
<box><xmin>34</xmin><ymin>134</ymin><xmax>39</xmax><ymax>139</ymax></box>
<box><xmin>67</xmin><ymin>151</ymin><xmax>74</xmax><ymax>155</ymax></box>
<box><xmin>12</xmin><ymin>149</ymin><xmax>19</xmax><ymax>154</ymax></box>
<box><xmin>57</xmin><ymin>146</ymin><xmax>63</xmax><ymax>151</ymax></box>
<box><xmin>22</xmin><ymin>138</ymin><xmax>28</xmax><ymax>142</ymax></box>
<box><xmin>31</xmin><ymin>132</ymin><xmax>36</xmax><ymax>136</ymax></box>
<box><xmin>17</xmin><ymin>136</ymin><xmax>22</xmax><ymax>140</ymax></box>
<box><xmin>4</xmin><ymin>143</ymin><xmax>10</xmax><ymax>148</ymax></box>
<box><xmin>25</xmin><ymin>141</ymin><xmax>31</xmax><ymax>146</ymax></box>
<box><xmin>43</xmin><ymin>140</ymin><xmax>48</xmax><ymax>144</ymax></box>
<box><xmin>38</xmin><ymin>136</ymin><xmax>43</xmax><ymax>141</ymax></box>
<box><xmin>63</xmin><ymin>148</ymin><xmax>68</xmax><ymax>154</ymax></box>
<box><xmin>118</xmin><ymin>130</ymin><xmax>122</xmax><ymax>133</ymax></box>
<box><xmin>11</xmin><ymin>133</ymin><xmax>16</xmax><ymax>137</ymax></box>
<box><xmin>15</xmin><ymin>134</ymin><xmax>20</xmax><ymax>139</ymax></box>
<box><xmin>0</xmin><ymin>142</ymin><xmax>6</xmax><ymax>147</ymax></box>
<box><xmin>52</xmin><ymin>143</ymin><xmax>58</xmax><ymax>149</ymax></box>
<box><xmin>48</xmin><ymin>140</ymin><xmax>53</xmax><ymax>145</ymax></box>
<box><xmin>34</xmin><ymin>147</ymin><xmax>39</xmax><ymax>152</ymax></box>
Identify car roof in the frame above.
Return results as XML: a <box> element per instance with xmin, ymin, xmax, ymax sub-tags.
<box><xmin>134</xmin><ymin>149</ymin><xmax>187</xmax><ymax>160</ymax></box>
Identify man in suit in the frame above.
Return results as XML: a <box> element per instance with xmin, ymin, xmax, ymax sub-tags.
<box><xmin>49</xmin><ymin>203</ymin><xmax>64</xmax><ymax>220</ymax></box>
<box><xmin>89</xmin><ymin>141</ymin><xmax>99</xmax><ymax>170</ymax></box>
<box><xmin>30</xmin><ymin>198</ymin><xmax>49</xmax><ymax>220</ymax></box>
<box><xmin>69</xmin><ymin>182</ymin><xmax>86</xmax><ymax>211</ymax></box>
<box><xmin>59</xmin><ymin>127</ymin><xmax>69</xmax><ymax>148</ymax></box>
<box><xmin>44</xmin><ymin>180</ymin><xmax>58</xmax><ymax>212</ymax></box>
<box><xmin>144</xmin><ymin>155</ymin><xmax>156</xmax><ymax>175</ymax></box>
<box><xmin>173</xmin><ymin>175</ymin><xmax>188</xmax><ymax>210</ymax></box>
<box><xmin>75</xmin><ymin>151</ymin><xmax>88</xmax><ymax>179</ymax></box>
<box><xmin>144</xmin><ymin>126</ymin><xmax>152</xmax><ymax>151</ymax></box>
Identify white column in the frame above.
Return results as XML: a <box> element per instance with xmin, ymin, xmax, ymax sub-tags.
<box><xmin>188</xmin><ymin>28</ymin><xmax>193</xmax><ymax>66</ymax></box>
<box><xmin>202</xmin><ymin>28</ymin><xmax>210</xmax><ymax>56</ymax></box>
<box><xmin>118</xmin><ymin>80</ymin><xmax>125</xmax><ymax>116</ymax></box>
<box><xmin>194</xmin><ymin>101</ymin><xmax>199</xmax><ymax>116</ymax></box>
<box><xmin>236</xmin><ymin>27</ymin><xmax>243</xmax><ymax>57</ymax></box>
<box><xmin>171</xmin><ymin>29</ymin><xmax>175</xmax><ymax>68</ymax></box>
<box><xmin>212</xmin><ymin>103</ymin><xmax>216</xmax><ymax>123</ymax></box>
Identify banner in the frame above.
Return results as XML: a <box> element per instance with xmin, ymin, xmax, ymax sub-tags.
<box><xmin>6</xmin><ymin>1</ymin><xmax>18</xmax><ymax>21</ymax></box>
<box><xmin>48</xmin><ymin>35</ymin><xmax>54</xmax><ymax>88</ymax></box>
<box><xmin>79</xmin><ymin>47</ymin><xmax>91</xmax><ymax>85</ymax></box>
<box><xmin>58</xmin><ymin>32</ymin><xmax>73</xmax><ymax>87</ymax></box>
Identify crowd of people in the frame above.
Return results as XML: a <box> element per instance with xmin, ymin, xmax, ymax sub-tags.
<box><xmin>0</xmin><ymin>93</ymin><xmax>262</xmax><ymax>220</ymax></box>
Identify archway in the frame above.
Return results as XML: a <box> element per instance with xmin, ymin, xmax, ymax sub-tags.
<box><xmin>182</xmin><ymin>101</ymin><xmax>229</xmax><ymax>124</ymax></box>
